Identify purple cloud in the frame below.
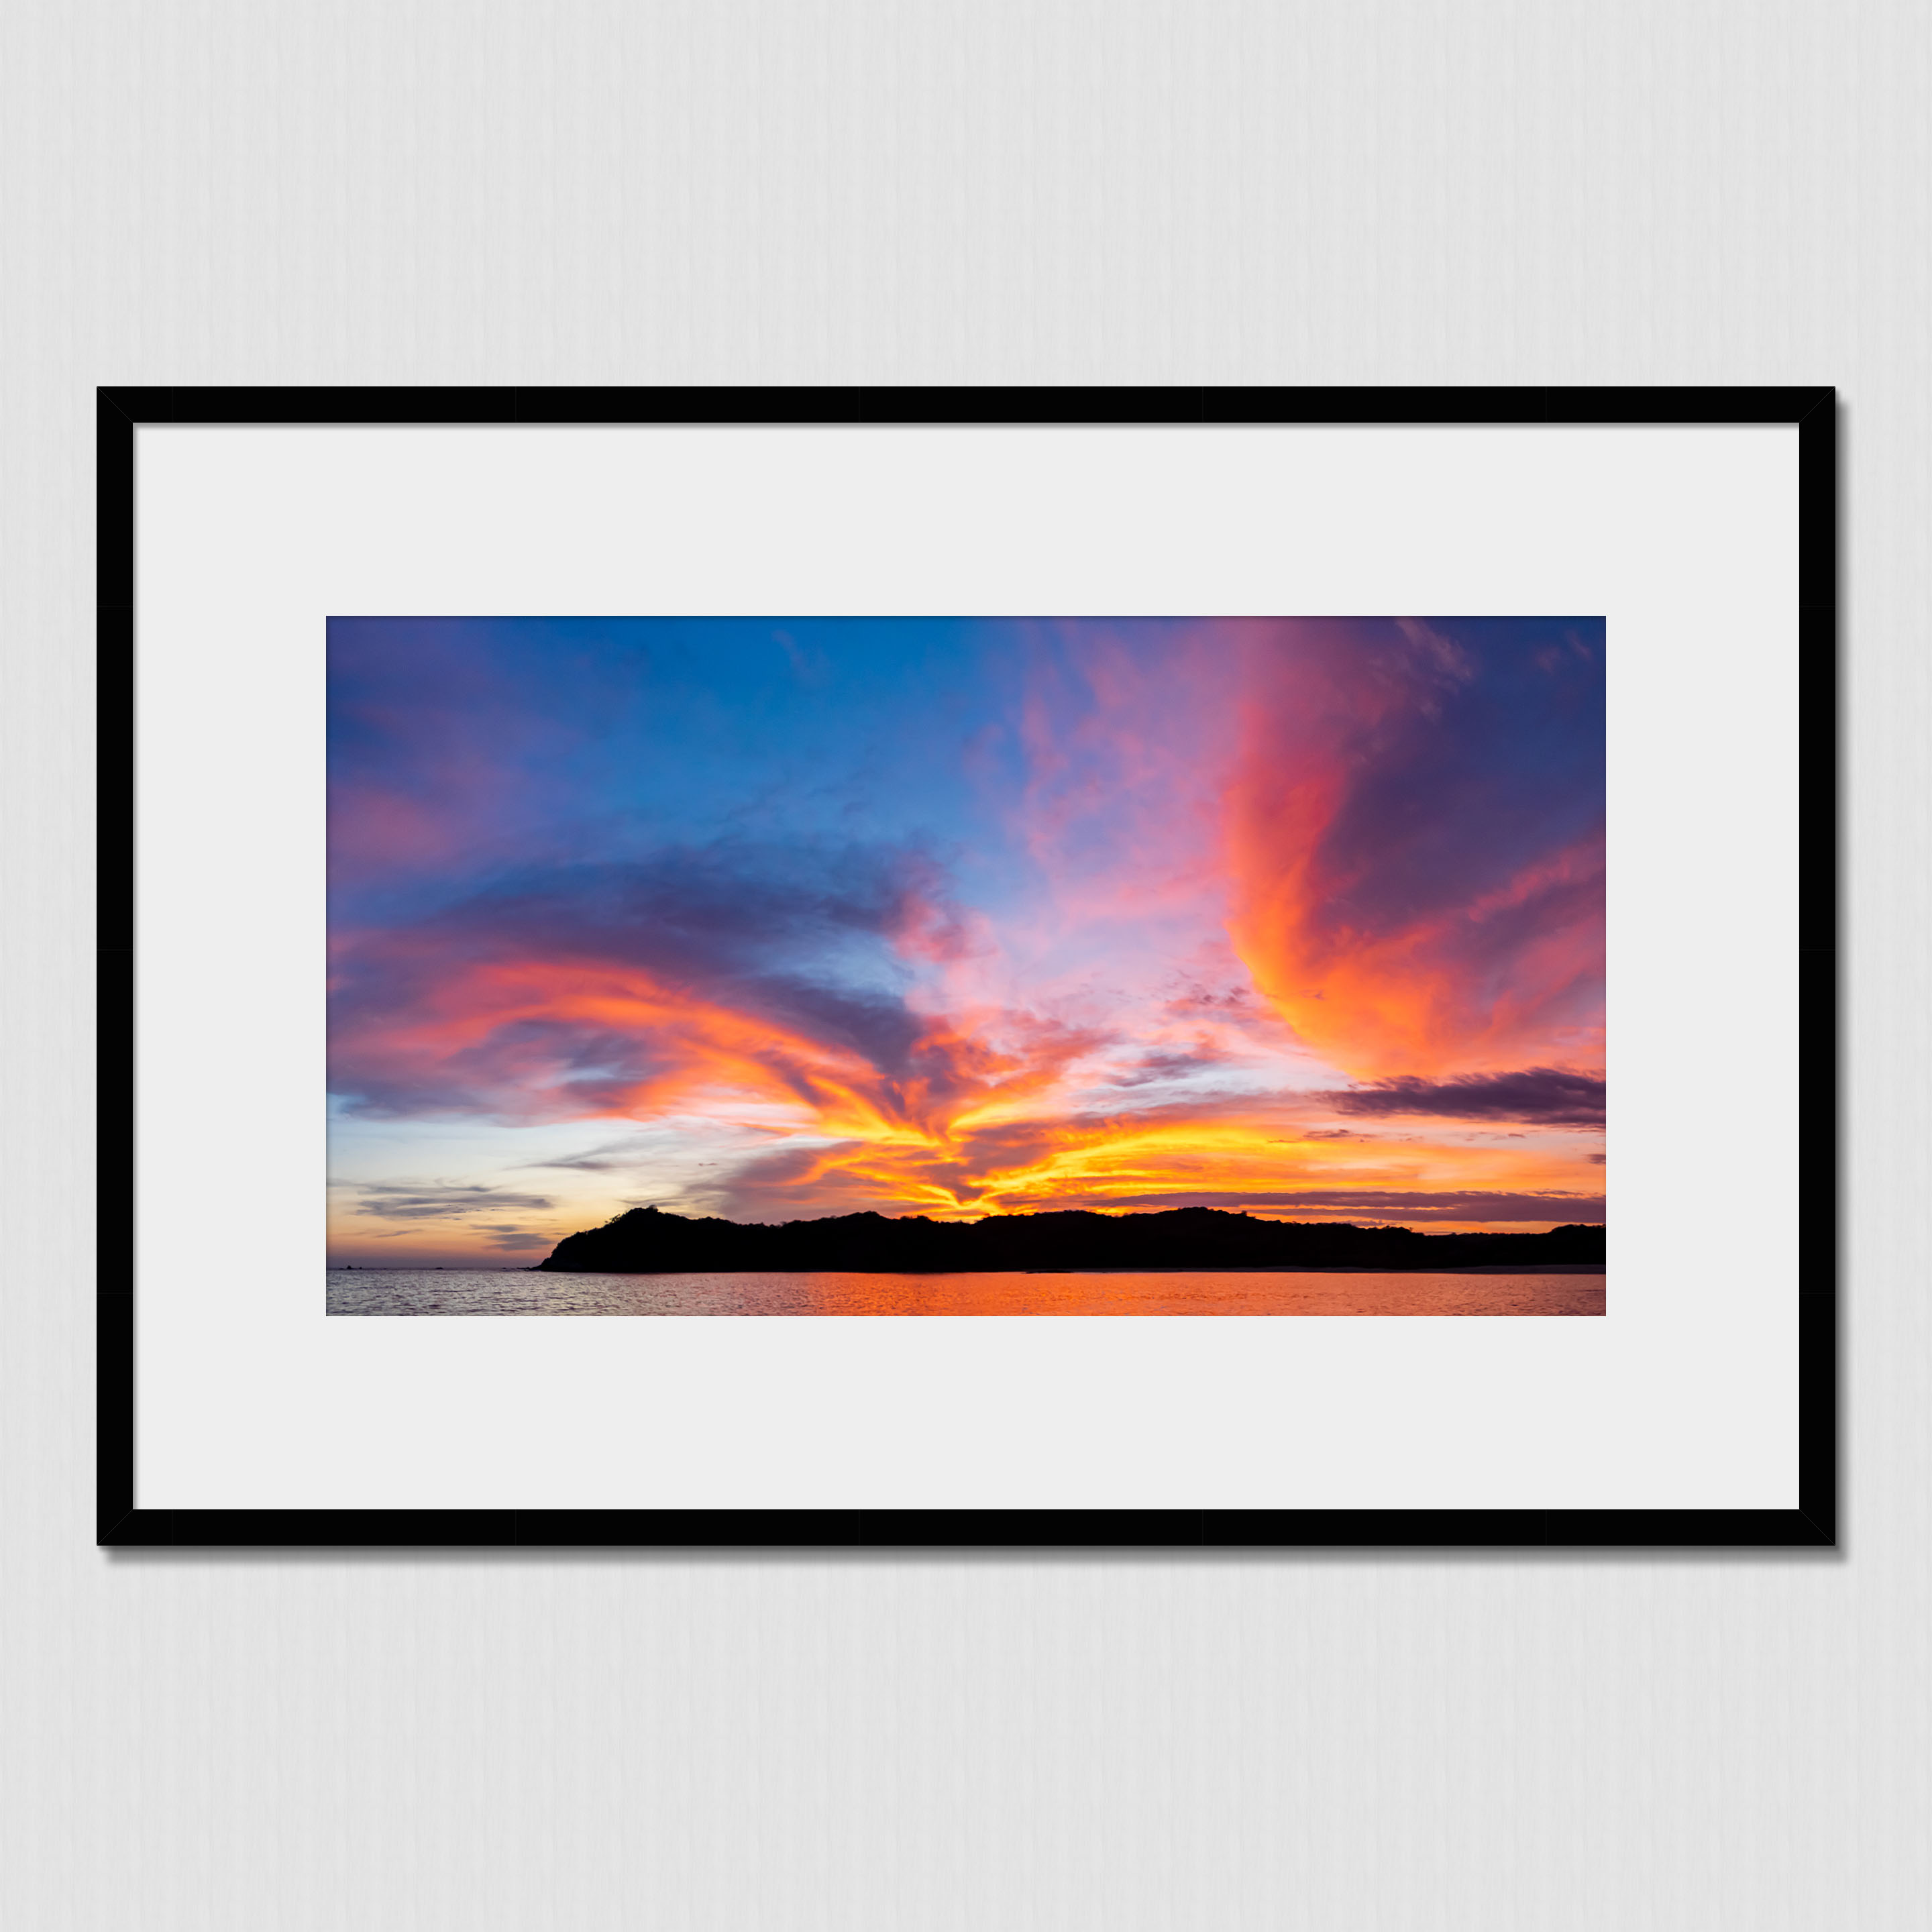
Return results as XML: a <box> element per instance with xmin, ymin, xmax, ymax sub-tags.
<box><xmin>1316</xmin><ymin>1068</ymin><xmax>1605</xmax><ymax>1128</ymax></box>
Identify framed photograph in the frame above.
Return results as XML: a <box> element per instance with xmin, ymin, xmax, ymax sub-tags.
<box><xmin>99</xmin><ymin>386</ymin><xmax>1835</xmax><ymax>1547</ymax></box>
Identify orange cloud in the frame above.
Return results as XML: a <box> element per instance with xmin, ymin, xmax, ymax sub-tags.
<box><xmin>1222</xmin><ymin>621</ymin><xmax>1605</xmax><ymax>1077</ymax></box>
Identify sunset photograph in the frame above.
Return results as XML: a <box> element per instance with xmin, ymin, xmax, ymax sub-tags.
<box><xmin>326</xmin><ymin>615</ymin><xmax>1605</xmax><ymax>1315</ymax></box>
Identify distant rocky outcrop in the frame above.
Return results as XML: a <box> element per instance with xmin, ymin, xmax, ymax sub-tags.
<box><xmin>535</xmin><ymin>1204</ymin><xmax>1606</xmax><ymax>1273</ymax></box>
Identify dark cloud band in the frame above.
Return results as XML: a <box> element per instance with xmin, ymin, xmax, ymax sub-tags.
<box><xmin>1316</xmin><ymin>1067</ymin><xmax>1605</xmax><ymax>1127</ymax></box>
<box><xmin>352</xmin><ymin>1183</ymin><xmax>557</xmax><ymax>1221</ymax></box>
<box><xmin>998</xmin><ymin>1188</ymin><xmax>1605</xmax><ymax>1223</ymax></box>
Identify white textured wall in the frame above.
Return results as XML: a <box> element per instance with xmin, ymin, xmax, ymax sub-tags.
<box><xmin>2</xmin><ymin>2</ymin><xmax>1924</xmax><ymax>1926</ymax></box>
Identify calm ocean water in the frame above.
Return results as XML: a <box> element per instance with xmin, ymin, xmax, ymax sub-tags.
<box><xmin>327</xmin><ymin>1268</ymin><xmax>1605</xmax><ymax>1317</ymax></box>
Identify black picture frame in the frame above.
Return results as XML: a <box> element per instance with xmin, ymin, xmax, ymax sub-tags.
<box><xmin>97</xmin><ymin>384</ymin><xmax>1838</xmax><ymax>1549</ymax></box>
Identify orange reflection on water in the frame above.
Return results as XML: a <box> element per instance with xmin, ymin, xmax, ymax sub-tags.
<box><xmin>326</xmin><ymin>1269</ymin><xmax>1606</xmax><ymax>1318</ymax></box>
<box><xmin>776</xmin><ymin>1270</ymin><xmax>1605</xmax><ymax>1316</ymax></box>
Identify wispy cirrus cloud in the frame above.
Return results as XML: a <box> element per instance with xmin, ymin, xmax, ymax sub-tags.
<box><xmin>351</xmin><ymin>1182</ymin><xmax>557</xmax><ymax>1222</ymax></box>
<box><xmin>523</xmin><ymin>1136</ymin><xmax>657</xmax><ymax>1173</ymax></box>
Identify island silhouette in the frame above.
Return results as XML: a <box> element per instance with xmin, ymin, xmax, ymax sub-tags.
<box><xmin>534</xmin><ymin>1204</ymin><xmax>1605</xmax><ymax>1273</ymax></box>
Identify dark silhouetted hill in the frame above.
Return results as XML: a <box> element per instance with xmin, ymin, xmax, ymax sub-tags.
<box><xmin>535</xmin><ymin>1205</ymin><xmax>1605</xmax><ymax>1273</ymax></box>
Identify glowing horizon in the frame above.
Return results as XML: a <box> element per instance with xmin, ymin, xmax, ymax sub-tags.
<box><xmin>327</xmin><ymin>617</ymin><xmax>1605</xmax><ymax>1265</ymax></box>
